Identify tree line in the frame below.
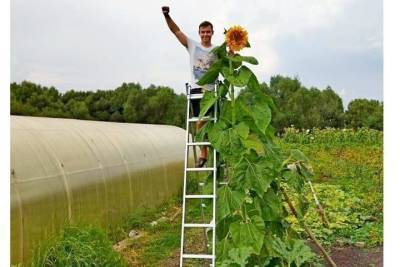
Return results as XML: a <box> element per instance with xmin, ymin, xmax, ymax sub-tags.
<box><xmin>261</xmin><ymin>75</ymin><xmax>383</xmax><ymax>131</ymax></box>
<box><xmin>10</xmin><ymin>76</ymin><xmax>383</xmax><ymax>131</ymax></box>
<box><xmin>11</xmin><ymin>81</ymin><xmax>187</xmax><ymax>128</ymax></box>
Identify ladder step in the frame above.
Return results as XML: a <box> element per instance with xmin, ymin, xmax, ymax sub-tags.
<box><xmin>188</xmin><ymin>93</ymin><xmax>204</xmax><ymax>99</ymax></box>
<box><xmin>184</xmin><ymin>223</ymin><xmax>214</xmax><ymax>228</ymax></box>
<box><xmin>187</xmin><ymin>142</ymin><xmax>211</xmax><ymax>146</ymax></box>
<box><xmin>182</xmin><ymin>254</ymin><xmax>214</xmax><ymax>259</ymax></box>
<box><xmin>188</xmin><ymin>116</ymin><xmax>214</xmax><ymax>122</ymax></box>
<box><xmin>185</xmin><ymin>194</ymin><xmax>215</xmax><ymax>199</ymax></box>
<box><xmin>186</xmin><ymin>167</ymin><xmax>215</xmax><ymax>172</ymax></box>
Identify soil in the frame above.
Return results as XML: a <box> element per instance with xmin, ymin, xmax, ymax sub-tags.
<box><xmin>160</xmin><ymin>245</ymin><xmax>383</xmax><ymax>267</ymax></box>
<box><xmin>317</xmin><ymin>245</ymin><xmax>383</xmax><ymax>267</ymax></box>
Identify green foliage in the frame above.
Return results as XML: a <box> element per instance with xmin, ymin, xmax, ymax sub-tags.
<box><xmin>272</xmin><ymin>238</ymin><xmax>320</xmax><ymax>267</ymax></box>
<box><xmin>281</xmin><ymin>127</ymin><xmax>383</xmax><ymax>147</ymax></box>
<box><xmin>29</xmin><ymin>225</ymin><xmax>126</xmax><ymax>267</ymax></box>
<box><xmin>10</xmin><ymin>81</ymin><xmax>186</xmax><ymax>128</ymax></box>
<box><xmin>345</xmin><ymin>99</ymin><xmax>383</xmax><ymax>130</ymax></box>
<box><xmin>279</xmin><ymin>132</ymin><xmax>383</xmax><ymax>247</ymax></box>
<box><xmin>198</xmin><ymin>41</ymin><xmax>318</xmax><ymax>266</ymax></box>
<box><xmin>265</xmin><ymin>77</ymin><xmax>346</xmax><ymax>132</ymax></box>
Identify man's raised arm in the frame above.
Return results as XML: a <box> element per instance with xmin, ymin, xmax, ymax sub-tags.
<box><xmin>162</xmin><ymin>6</ymin><xmax>188</xmax><ymax>48</ymax></box>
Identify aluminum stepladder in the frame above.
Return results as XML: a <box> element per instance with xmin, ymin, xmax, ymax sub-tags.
<box><xmin>179</xmin><ymin>82</ymin><xmax>218</xmax><ymax>267</ymax></box>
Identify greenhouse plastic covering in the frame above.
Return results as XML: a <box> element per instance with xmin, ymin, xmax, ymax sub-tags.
<box><xmin>10</xmin><ymin>116</ymin><xmax>186</xmax><ymax>264</ymax></box>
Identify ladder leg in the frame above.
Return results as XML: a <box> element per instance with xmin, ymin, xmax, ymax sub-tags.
<box><xmin>180</xmin><ymin>89</ymin><xmax>191</xmax><ymax>267</ymax></box>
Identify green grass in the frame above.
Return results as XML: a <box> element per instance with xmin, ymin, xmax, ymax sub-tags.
<box><xmin>111</xmin><ymin>172</ymin><xmax>214</xmax><ymax>266</ymax></box>
<box><xmin>112</xmin><ymin>196</ymin><xmax>183</xmax><ymax>266</ymax></box>
<box><xmin>28</xmin><ymin>225</ymin><xmax>127</xmax><ymax>267</ymax></box>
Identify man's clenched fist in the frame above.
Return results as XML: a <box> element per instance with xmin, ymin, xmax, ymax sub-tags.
<box><xmin>161</xmin><ymin>6</ymin><xmax>169</xmax><ymax>15</ymax></box>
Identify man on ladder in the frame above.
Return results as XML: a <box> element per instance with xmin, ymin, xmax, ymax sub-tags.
<box><xmin>162</xmin><ymin>5</ymin><xmax>217</xmax><ymax>167</ymax></box>
<box><xmin>162</xmin><ymin>6</ymin><xmax>219</xmax><ymax>266</ymax></box>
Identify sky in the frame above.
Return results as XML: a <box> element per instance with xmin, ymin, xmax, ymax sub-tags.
<box><xmin>11</xmin><ymin>0</ymin><xmax>382</xmax><ymax>107</ymax></box>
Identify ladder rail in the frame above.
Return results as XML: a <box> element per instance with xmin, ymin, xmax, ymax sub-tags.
<box><xmin>211</xmin><ymin>85</ymin><xmax>218</xmax><ymax>266</ymax></box>
<box><xmin>179</xmin><ymin>84</ymin><xmax>191</xmax><ymax>267</ymax></box>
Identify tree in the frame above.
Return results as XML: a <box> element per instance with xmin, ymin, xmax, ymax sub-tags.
<box><xmin>345</xmin><ymin>99</ymin><xmax>383</xmax><ymax>130</ymax></box>
<box><xmin>123</xmin><ymin>89</ymin><xmax>147</xmax><ymax>123</ymax></box>
<box><xmin>317</xmin><ymin>87</ymin><xmax>344</xmax><ymax>128</ymax></box>
<box><xmin>266</xmin><ymin>76</ymin><xmax>345</xmax><ymax>131</ymax></box>
<box><xmin>66</xmin><ymin>99</ymin><xmax>91</xmax><ymax>120</ymax></box>
<box><xmin>109</xmin><ymin>111</ymin><xmax>124</xmax><ymax>122</ymax></box>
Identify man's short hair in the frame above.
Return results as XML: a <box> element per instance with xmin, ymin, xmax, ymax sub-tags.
<box><xmin>199</xmin><ymin>21</ymin><xmax>214</xmax><ymax>32</ymax></box>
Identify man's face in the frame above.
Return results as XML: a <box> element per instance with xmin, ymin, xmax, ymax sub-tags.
<box><xmin>199</xmin><ymin>25</ymin><xmax>214</xmax><ymax>44</ymax></box>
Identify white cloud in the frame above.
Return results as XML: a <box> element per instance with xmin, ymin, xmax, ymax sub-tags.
<box><xmin>11</xmin><ymin>0</ymin><xmax>382</xmax><ymax>103</ymax></box>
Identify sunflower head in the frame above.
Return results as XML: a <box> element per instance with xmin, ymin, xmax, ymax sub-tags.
<box><xmin>225</xmin><ymin>25</ymin><xmax>249</xmax><ymax>52</ymax></box>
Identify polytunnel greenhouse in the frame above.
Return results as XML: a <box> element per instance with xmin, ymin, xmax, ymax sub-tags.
<box><xmin>10</xmin><ymin>115</ymin><xmax>186</xmax><ymax>264</ymax></box>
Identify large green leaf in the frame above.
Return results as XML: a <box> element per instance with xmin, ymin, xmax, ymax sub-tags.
<box><xmin>234</xmin><ymin>156</ymin><xmax>275</xmax><ymax>197</ymax></box>
<box><xmin>217</xmin><ymin>185</ymin><xmax>244</xmax><ymax>222</ymax></box>
<box><xmin>223</xmin><ymin>66</ymin><xmax>254</xmax><ymax>87</ymax></box>
<box><xmin>257</xmin><ymin>188</ymin><xmax>285</xmax><ymax>222</ymax></box>
<box><xmin>238</xmin><ymin>94</ymin><xmax>272</xmax><ymax>134</ymax></box>
<box><xmin>243</xmin><ymin>134</ymin><xmax>264</xmax><ymax>155</ymax></box>
<box><xmin>217</xmin><ymin>235</ymin><xmax>233</xmax><ymax>261</ymax></box>
<box><xmin>291</xmin><ymin>240</ymin><xmax>317</xmax><ymax>266</ymax></box>
<box><xmin>235</xmin><ymin>122</ymin><xmax>249</xmax><ymax>140</ymax></box>
<box><xmin>199</xmin><ymin>90</ymin><xmax>217</xmax><ymax>118</ymax></box>
<box><xmin>272</xmin><ymin>238</ymin><xmax>317</xmax><ymax>266</ymax></box>
<box><xmin>208</xmin><ymin>121</ymin><xmax>248</xmax><ymax>158</ymax></box>
<box><xmin>217</xmin><ymin>215</ymin><xmax>240</xmax><ymax>240</ymax></box>
<box><xmin>227</xmin><ymin>54</ymin><xmax>259</xmax><ymax>65</ymax></box>
<box><xmin>247</xmin><ymin>74</ymin><xmax>261</xmax><ymax>92</ymax></box>
<box><xmin>208</xmin><ymin>120</ymin><xmax>228</xmax><ymax>151</ymax></box>
<box><xmin>282</xmin><ymin>149</ymin><xmax>310</xmax><ymax>168</ymax></box>
<box><xmin>230</xmin><ymin>219</ymin><xmax>265</xmax><ymax>254</ymax></box>
<box><xmin>228</xmin><ymin>247</ymin><xmax>253</xmax><ymax>267</ymax></box>
<box><xmin>197</xmin><ymin>59</ymin><xmax>222</xmax><ymax>86</ymax></box>
<box><xmin>211</xmin><ymin>42</ymin><xmax>227</xmax><ymax>59</ymax></box>
<box><xmin>217</xmin><ymin>82</ymin><xmax>229</xmax><ymax>98</ymax></box>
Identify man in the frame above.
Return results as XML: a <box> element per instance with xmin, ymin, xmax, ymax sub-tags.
<box><xmin>162</xmin><ymin>6</ymin><xmax>217</xmax><ymax>167</ymax></box>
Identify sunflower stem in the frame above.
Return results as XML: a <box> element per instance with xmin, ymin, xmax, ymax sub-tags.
<box><xmin>229</xmin><ymin>59</ymin><xmax>236</xmax><ymax>125</ymax></box>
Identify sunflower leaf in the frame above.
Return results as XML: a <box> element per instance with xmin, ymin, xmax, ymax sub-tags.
<box><xmin>197</xmin><ymin>59</ymin><xmax>222</xmax><ymax>86</ymax></box>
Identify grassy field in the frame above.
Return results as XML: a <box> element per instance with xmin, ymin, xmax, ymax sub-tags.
<box><xmin>24</xmin><ymin>128</ymin><xmax>383</xmax><ymax>266</ymax></box>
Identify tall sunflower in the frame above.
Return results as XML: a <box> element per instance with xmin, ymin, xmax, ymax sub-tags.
<box><xmin>225</xmin><ymin>25</ymin><xmax>249</xmax><ymax>52</ymax></box>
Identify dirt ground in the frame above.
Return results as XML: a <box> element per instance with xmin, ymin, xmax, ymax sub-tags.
<box><xmin>320</xmin><ymin>245</ymin><xmax>383</xmax><ymax>267</ymax></box>
<box><xmin>161</xmin><ymin>245</ymin><xmax>383</xmax><ymax>267</ymax></box>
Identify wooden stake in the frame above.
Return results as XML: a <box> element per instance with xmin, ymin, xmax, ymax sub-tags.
<box><xmin>281</xmin><ymin>187</ymin><xmax>337</xmax><ymax>267</ymax></box>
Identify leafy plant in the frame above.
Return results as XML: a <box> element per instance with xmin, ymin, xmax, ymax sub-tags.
<box><xmin>196</xmin><ymin>26</ymin><xmax>324</xmax><ymax>266</ymax></box>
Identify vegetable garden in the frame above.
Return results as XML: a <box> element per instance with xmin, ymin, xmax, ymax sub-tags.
<box><xmin>16</xmin><ymin>26</ymin><xmax>383</xmax><ymax>267</ymax></box>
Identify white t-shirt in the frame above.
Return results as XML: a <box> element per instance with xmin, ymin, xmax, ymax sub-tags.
<box><xmin>186</xmin><ymin>38</ymin><xmax>217</xmax><ymax>91</ymax></box>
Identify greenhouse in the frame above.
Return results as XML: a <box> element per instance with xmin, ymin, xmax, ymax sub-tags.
<box><xmin>10</xmin><ymin>115</ymin><xmax>186</xmax><ymax>264</ymax></box>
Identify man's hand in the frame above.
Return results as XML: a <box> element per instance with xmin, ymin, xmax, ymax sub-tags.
<box><xmin>161</xmin><ymin>6</ymin><xmax>169</xmax><ymax>15</ymax></box>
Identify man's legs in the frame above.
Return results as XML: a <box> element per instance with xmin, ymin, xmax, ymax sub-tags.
<box><xmin>190</xmin><ymin>87</ymin><xmax>210</xmax><ymax>167</ymax></box>
<box><xmin>197</xmin><ymin>120</ymin><xmax>207</xmax><ymax>160</ymax></box>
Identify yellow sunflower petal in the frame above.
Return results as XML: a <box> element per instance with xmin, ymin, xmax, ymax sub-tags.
<box><xmin>225</xmin><ymin>25</ymin><xmax>249</xmax><ymax>52</ymax></box>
